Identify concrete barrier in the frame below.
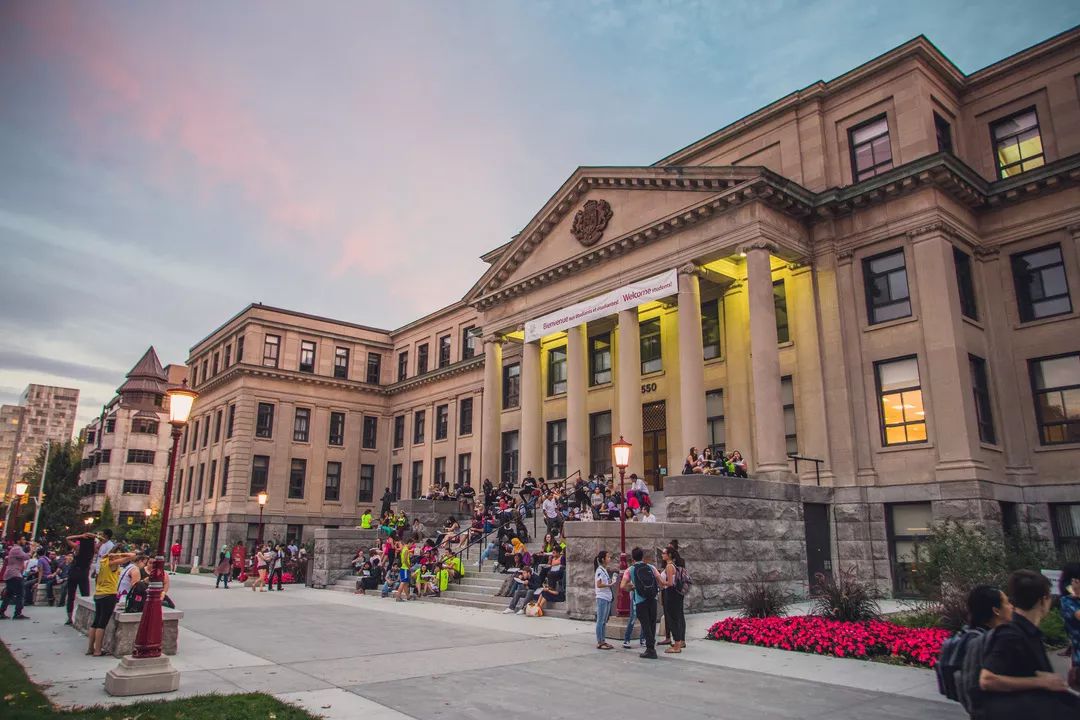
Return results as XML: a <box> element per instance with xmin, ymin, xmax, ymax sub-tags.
<box><xmin>72</xmin><ymin>596</ymin><xmax>184</xmax><ymax>657</ymax></box>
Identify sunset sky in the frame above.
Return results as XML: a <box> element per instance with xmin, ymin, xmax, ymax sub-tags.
<box><xmin>1</xmin><ymin>1</ymin><xmax>1078</xmax><ymax>428</ymax></box>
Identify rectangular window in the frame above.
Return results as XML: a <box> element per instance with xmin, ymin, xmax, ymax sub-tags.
<box><xmin>1051</xmin><ymin>504</ymin><xmax>1080</xmax><ymax>563</ymax></box>
<box><xmin>185</xmin><ymin>469</ymin><xmax>192</xmax><ymax>501</ymax></box>
<box><xmin>547</xmin><ymin>419</ymin><xmax>567</xmax><ymax>479</ymax></box>
<box><xmin>334</xmin><ymin>347</ymin><xmax>349</xmax><ymax>379</ymax></box>
<box><xmin>992</xmin><ymin>107</ymin><xmax>1044</xmax><ymax>179</ymax></box>
<box><xmin>501</xmin><ymin>430</ymin><xmax>519</xmax><ymax>485</ymax></box>
<box><xmin>213</xmin><ymin>409</ymin><xmax>222</xmax><ymax>443</ymax></box>
<box><xmin>226</xmin><ymin>404</ymin><xmax>235</xmax><ymax>438</ymax></box>
<box><xmin>393</xmin><ymin>415</ymin><xmax>405</xmax><ymax>448</ymax></box>
<box><xmin>236</xmin><ymin>335</ymin><xmax>245</xmax><ymax>362</ymax></box>
<box><xmin>250</xmin><ymin>455</ymin><xmax>269</xmax><ymax>495</ymax></box>
<box><xmin>397</xmin><ymin>351</ymin><xmax>408</xmax><ymax>381</ymax></box>
<box><xmin>438</xmin><ymin>335</ymin><xmax>451</xmax><ymax>368</ymax></box>
<box><xmin>849</xmin><ymin>114</ymin><xmax>892</xmax><ymax>182</ymax></box>
<box><xmin>434</xmin><ymin>456</ymin><xmax>446</xmax><ymax>486</ymax></box>
<box><xmin>224</xmin><ymin>345</ymin><xmax>232</xmax><ymax>368</ymax></box>
<box><xmin>1011</xmin><ymin>244</ymin><xmax>1071</xmax><ymax>322</ymax></box>
<box><xmin>256</xmin><ymin>402</ymin><xmax>274</xmax><ymax>439</ymax></box>
<box><xmin>191</xmin><ymin>365</ymin><xmax>199</xmax><ymax>387</ymax></box>
<box><xmin>863</xmin><ymin>249</ymin><xmax>911</xmax><ymax>324</ymax></box>
<box><xmin>969</xmin><ymin>355</ymin><xmax>997</xmax><ymax>445</ymax></box>
<box><xmin>105</xmin><ymin>418</ymin><xmax>115</xmax><ymax>433</ymax></box>
<box><xmin>202</xmin><ymin>416</ymin><xmax>209</xmax><ymax>447</ymax></box>
<box><xmin>325</xmin><ymin>461</ymin><xmax>341</xmax><ymax>501</ymax></box>
<box><xmin>299</xmin><ymin>340</ymin><xmax>316</xmax><ymax>373</ymax></box>
<box><xmin>461</xmin><ymin>326</ymin><xmax>481</xmax><ymax>360</ymax></box>
<box><xmin>131</xmin><ymin>417</ymin><xmax>159</xmax><ymax>434</ymax></box>
<box><xmin>875</xmin><ymin>356</ymin><xmax>927</xmax><ymax>446</ymax></box>
<box><xmin>391</xmin><ymin>464</ymin><xmax>402</xmax><ymax>499</ymax></box>
<box><xmin>293</xmin><ymin>407</ymin><xmax>311</xmax><ymax>442</ymax></box>
<box><xmin>196</xmin><ymin>463</ymin><xmax>204</xmax><ymax>499</ymax></box>
<box><xmin>288</xmin><ymin>458</ymin><xmax>306</xmax><ymax>499</ymax></box>
<box><xmin>367</xmin><ymin>353</ymin><xmax>381</xmax><ymax>384</ymax></box>
<box><xmin>417</xmin><ymin>343</ymin><xmax>429</xmax><ymax>375</ymax></box>
<box><xmin>640</xmin><ymin>318</ymin><xmax>662</xmax><ymax>374</ymax></box>
<box><xmin>285</xmin><ymin>525</ymin><xmax>303</xmax><ymax>546</ymax></box>
<box><xmin>589</xmin><ymin>333</ymin><xmax>612</xmax><ymax>386</ymax></box>
<box><xmin>459</xmin><ymin>397</ymin><xmax>473</xmax><ymax>435</ymax></box>
<box><xmin>208</xmin><ymin>458</ymin><xmax>217</xmax><ymax>498</ymax></box>
<box><xmin>414</xmin><ymin>410</ymin><xmax>425</xmax><ymax>444</ymax></box>
<box><xmin>888</xmin><ymin>502</ymin><xmax>932</xmax><ymax>596</ymax></box>
<box><xmin>503</xmin><ymin>363</ymin><xmax>521</xmax><ymax>408</ymax></box>
<box><xmin>176</xmin><ymin>469</ymin><xmax>183</xmax><ymax>502</ymax></box>
<box><xmin>781</xmin><ymin>376</ymin><xmax>797</xmax><ymax>456</ymax></box>
<box><xmin>212</xmin><ymin>352</ymin><xmax>219</xmax><ymax>376</ymax></box>
<box><xmin>126</xmin><ymin>449</ymin><xmax>155</xmax><ymax>464</ymax></box>
<box><xmin>934</xmin><ymin>112</ymin><xmax>953</xmax><ymax>154</ymax></box>
<box><xmin>411</xmin><ymin>460</ymin><xmax>423</xmax><ymax>499</ymax></box>
<box><xmin>457</xmin><ymin>453</ymin><xmax>471</xmax><ymax>486</ymax></box>
<box><xmin>589</xmin><ymin>411</ymin><xmax>612</xmax><ymax>478</ymax></box>
<box><xmin>435</xmin><ymin>404</ymin><xmax>448</xmax><ymax>440</ymax></box>
<box><xmin>701</xmin><ymin>298</ymin><xmax>721</xmax><ymax>360</ymax></box>
<box><xmin>263</xmin><ymin>334</ymin><xmax>280</xmax><ymax>368</ymax></box>
<box><xmin>358</xmin><ymin>464</ymin><xmax>375</xmax><ymax>503</ymax></box>
<box><xmin>362</xmin><ymin>415</ymin><xmax>378</xmax><ymax>449</ymax></box>
<box><xmin>121</xmin><ymin>479</ymin><xmax>151</xmax><ymax>495</ymax></box>
<box><xmin>548</xmin><ymin>345</ymin><xmax>568</xmax><ymax>395</ymax></box>
<box><xmin>1029</xmin><ymin>353</ymin><xmax>1080</xmax><ymax>445</ymax></box>
<box><xmin>202</xmin><ymin>360</ymin><xmax>208</xmax><ymax>385</ymax></box>
<box><xmin>221</xmin><ymin>456</ymin><xmax>229</xmax><ymax>496</ymax></box>
<box><xmin>329</xmin><ymin>411</ymin><xmax>345</xmax><ymax>446</ymax></box>
<box><xmin>774</xmin><ymin>280</ymin><xmax>789</xmax><ymax>344</ymax></box>
<box><xmin>954</xmin><ymin>247</ymin><xmax>978</xmax><ymax>320</ymax></box>
<box><xmin>706</xmin><ymin>389</ymin><xmax>725</xmax><ymax>454</ymax></box>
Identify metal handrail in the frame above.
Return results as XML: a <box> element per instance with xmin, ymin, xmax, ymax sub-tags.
<box><xmin>787</xmin><ymin>454</ymin><xmax>824</xmax><ymax>486</ymax></box>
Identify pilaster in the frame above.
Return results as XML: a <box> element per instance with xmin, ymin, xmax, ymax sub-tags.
<box><xmin>519</xmin><ymin>340</ymin><xmax>543</xmax><ymax>479</ymax></box>
<box><xmin>480</xmin><ymin>335</ymin><xmax>503</xmax><ymax>484</ymax></box>
<box><xmin>566</xmin><ymin>325</ymin><xmax>589</xmax><ymax>480</ymax></box>
<box><xmin>616</xmin><ymin>309</ymin><xmax>644</xmax><ymax>478</ymax></box>
<box><xmin>677</xmin><ymin>265</ymin><xmax>707</xmax><ymax>458</ymax></box>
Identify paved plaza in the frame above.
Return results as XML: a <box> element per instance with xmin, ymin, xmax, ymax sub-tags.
<box><xmin>0</xmin><ymin>573</ymin><xmax>967</xmax><ymax>719</ymax></box>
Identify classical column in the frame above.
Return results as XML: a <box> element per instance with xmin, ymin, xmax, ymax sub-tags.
<box><xmin>722</xmin><ymin>282</ymin><xmax>753</xmax><ymax>460</ymax></box>
<box><xmin>677</xmin><ymin>265</ymin><xmax>707</xmax><ymax>459</ymax></box>
<box><xmin>742</xmin><ymin>242</ymin><xmax>790</xmax><ymax>478</ymax></box>
<box><xmin>788</xmin><ymin>262</ymin><xmax>834</xmax><ymax>483</ymax></box>
<box><xmin>910</xmin><ymin>229</ymin><xmax>983</xmax><ymax>479</ymax></box>
<box><xmin>519</xmin><ymin>340</ymin><xmax>543</xmax><ymax>478</ymax></box>
<box><xmin>481</xmin><ymin>335</ymin><xmax>503</xmax><ymax>484</ymax></box>
<box><xmin>616</xmin><ymin>309</ymin><xmax>644</xmax><ymax>478</ymax></box>
<box><xmin>566</xmin><ymin>324</ymin><xmax>589</xmax><ymax>480</ymax></box>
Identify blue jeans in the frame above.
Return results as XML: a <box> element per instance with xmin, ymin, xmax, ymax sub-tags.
<box><xmin>623</xmin><ymin>600</ymin><xmax>644</xmax><ymax>645</ymax></box>
<box><xmin>595</xmin><ymin>597</ymin><xmax>612</xmax><ymax>644</ymax></box>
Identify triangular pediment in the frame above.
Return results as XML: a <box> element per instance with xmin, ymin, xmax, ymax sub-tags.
<box><xmin>466</xmin><ymin>166</ymin><xmax>811</xmax><ymax>308</ymax></box>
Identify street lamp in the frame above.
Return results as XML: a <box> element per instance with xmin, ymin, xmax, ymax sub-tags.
<box><xmin>256</xmin><ymin>491</ymin><xmax>268</xmax><ymax>548</ymax></box>
<box><xmin>4</xmin><ymin>480</ymin><xmax>30</xmax><ymax>541</ymax></box>
<box><xmin>612</xmin><ymin>436</ymin><xmax>632</xmax><ymax>617</ymax></box>
<box><xmin>14</xmin><ymin>481</ymin><xmax>28</xmax><ymax>496</ymax></box>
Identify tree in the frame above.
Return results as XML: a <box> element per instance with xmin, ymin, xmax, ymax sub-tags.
<box><xmin>97</xmin><ymin>497</ymin><xmax>117</xmax><ymax>533</ymax></box>
<box><xmin>121</xmin><ymin>511</ymin><xmax>161</xmax><ymax>549</ymax></box>
<box><xmin>17</xmin><ymin>441</ymin><xmax>83</xmax><ymax>543</ymax></box>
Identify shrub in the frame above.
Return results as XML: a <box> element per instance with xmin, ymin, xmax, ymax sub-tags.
<box><xmin>811</xmin><ymin>566</ymin><xmax>880</xmax><ymax>622</ymax></box>
<box><xmin>733</xmin><ymin>569</ymin><xmax>794</xmax><ymax>618</ymax></box>
<box><xmin>1041</xmin><ymin>606</ymin><xmax>1067</xmax><ymax>648</ymax></box>
<box><xmin>889</xmin><ymin>601</ymin><xmax>945</xmax><ymax>629</ymax></box>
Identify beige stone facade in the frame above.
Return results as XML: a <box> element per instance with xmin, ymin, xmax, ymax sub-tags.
<box><xmin>1</xmin><ymin>384</ymin><xmax>79</xmax><ymax>498</ymax></box>
<box><xmin>171</xmin><ymin>30</ymin><xmax>1080</xmax><ymax>590</ymax></box>
<box><xmin>78</xmin><ymin>348</ymin><xmax>188</xmax><ymax>528</ymax></box>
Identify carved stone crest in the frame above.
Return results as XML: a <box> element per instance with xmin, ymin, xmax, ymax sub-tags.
<box><xmin>571</xmin><ymin>199</ymin><xmax>613</xmax><ymax>247</ymax></box>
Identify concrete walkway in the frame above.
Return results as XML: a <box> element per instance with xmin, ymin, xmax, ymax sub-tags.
<box><xmin>0</xmin><ymin>573</ymin><xmax>964</xmax><ymax>719</ymax></box>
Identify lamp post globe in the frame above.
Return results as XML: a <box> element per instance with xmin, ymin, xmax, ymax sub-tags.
<box><xmin>611</xmin><ymin>436</ymin><xmax>632</xmax><ymax>617</ymax></box>
<box><xmin>256</xmin><ymin>491</ymin><xmax>268</xmax><ymax>547</ymax></box>
<box><xmin>14</xmin><ymin>480</ymin><xmax>28</xmax><ymax>497</ymax></box>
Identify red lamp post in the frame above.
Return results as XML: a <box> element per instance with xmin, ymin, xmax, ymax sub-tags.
<box><xmin>612</xmin><ymin>436</ymin><xmax>632</xmax><ymax>617</ymax></box>
<box><xmin>133</xmin><ymin>381</ymin><xmax>196</xmax><ymax>659</ymax></box>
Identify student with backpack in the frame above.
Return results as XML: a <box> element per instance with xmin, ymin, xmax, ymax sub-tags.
<box><xmin>935</xmin><ymin>584</ymin><xmax>1013</xmax><ymax>713</ymax></box>
<box><xmin>620</xmin><ymin>546</ymin><xmax>668</xmax><ymax>659</ymax></box>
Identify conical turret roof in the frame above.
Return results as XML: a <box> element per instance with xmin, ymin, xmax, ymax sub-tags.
<box><xmin>117</xmin><ymin>347</ymin><xmax>169</xmax><ymax>395</ymax></box>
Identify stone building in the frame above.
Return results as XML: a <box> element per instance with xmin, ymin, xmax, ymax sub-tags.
<box><xmin>1</xmin><ymin>384</ymin><xmax>80</xmax><ymax>498</ymax></box>
<box><xmin>78</xmin><ymin>348</ymin><xmax>188</xmax><ymax>528</ymax></box>
<box><xmin>172</xmin><ymin>29</ymin><xmax>1080</xmax><ymax>593</ymax></box>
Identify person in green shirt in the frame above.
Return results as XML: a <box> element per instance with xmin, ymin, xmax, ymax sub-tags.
<box><xmin>360</xmin><ymin>509</ymin><xmax>373</xmax><ymax>529</ymax></box>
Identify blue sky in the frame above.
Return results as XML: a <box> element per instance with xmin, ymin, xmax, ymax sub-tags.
<box><xmin>1</xmin><ymin>0</ymin><xmax>1078</xmax><ymax>428</ymax></box>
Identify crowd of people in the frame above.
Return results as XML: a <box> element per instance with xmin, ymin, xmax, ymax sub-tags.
<box><xmin>682</xmin><ymin>446</ymin><xmax>748</xmax><ymax>477</ymax></box>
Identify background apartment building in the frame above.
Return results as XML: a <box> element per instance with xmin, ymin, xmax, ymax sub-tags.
<box><xmin>78</xmin><ymin>348</ymin><xmax>187</xmax><ymax>527</ymax></box>
<box><xmin>1</xmin><ymin>384</ymin><xmax>79</xmax><ymax>499</ymax></box>
<box><xmin>170</xmin><ymin>29</ymin><xmax>1080</xmax><ymax>590</ymax></box>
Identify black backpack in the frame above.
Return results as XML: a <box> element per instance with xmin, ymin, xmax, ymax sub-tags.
<box><xmin>632</xmin><ymin>562</ymin><xmax>658</xmax><ymax>601</ymax></box>
<box><xmin>936</xmin><ymin>626</ymin><xmax>984</xmax><ymax>702</ymax></box>
<box><xmin>958</xmin><ymin>627</ymin><xmax>997</xmax><ymax>715</ymax></box>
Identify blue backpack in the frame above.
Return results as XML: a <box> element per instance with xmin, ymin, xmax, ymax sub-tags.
<box><xmin>935</xmin><ymin>626</ymin><xmax>985</xmax><ymax>703</ymax></box>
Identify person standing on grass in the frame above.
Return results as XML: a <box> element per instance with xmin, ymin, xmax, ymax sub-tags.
<box><xmin>0</xmin><ymin>540</ymin><xmax>31</xmax><ymax>620</ymax></box>
<box><xmin>88</xmin><ymin>551</ymin><xmax>136</xmax><ymax>656</ymax></box>
<box><xmin>620</xmin><ymin>546</ymin><xmax>666</xmax><ymax>659</ymax></box>
<box><xmin>594</xmin><ymin>551</ymin><xmax>617</xmax><ymax>650</ymax></box>
<box><xmin>64</xmin><ymin>531</ymin><xmax>98</xmax><ymax>625</ymax></box>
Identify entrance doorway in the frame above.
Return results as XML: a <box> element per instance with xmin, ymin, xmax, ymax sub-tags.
<box><xmin>642</xmin><ymin>401</ymin><xmax>667</xmax><ymax>490</ymax></box>
<box><xmin>803</xmin><ymin>503</ymin><xmax>832</xmax><ymax>590</ymax></box>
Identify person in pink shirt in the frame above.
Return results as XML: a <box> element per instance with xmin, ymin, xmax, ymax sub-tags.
<box><xmin>1</xmin><ymin>540</ymin><xmax>32</xmax><ymax>619</ymax></box>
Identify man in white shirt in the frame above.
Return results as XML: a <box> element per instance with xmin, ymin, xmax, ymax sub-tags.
<box><xmin>641</xmin><ymin>507</ymin><xmax>657</xmax><ymax>523</ymax></box>
<box><xmin>542</xmin><ymin>494</ymin><xmax>559</xmax><ymax>534</ymax></box>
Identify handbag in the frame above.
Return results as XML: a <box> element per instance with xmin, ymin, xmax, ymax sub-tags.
<box><xmin>525</xmin><ymin>602</ymin><xmax>543</xmax><ymax>617</ymax></box>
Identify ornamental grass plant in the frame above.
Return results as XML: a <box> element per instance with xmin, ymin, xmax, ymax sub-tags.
<box><xmin>733</xmin><ymin>569</ymin><xmax>795</xmax><ymax>618</ymax></box>
<box><xmin>810</xmin><ymin>566</ymin><xmax>881</xmax><ymax>622</ymax></box>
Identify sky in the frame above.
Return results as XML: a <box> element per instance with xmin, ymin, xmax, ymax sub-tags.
<box><xmin>1</xmin><ymin>0</ymin><xmax>1078</xmax><ymax>430</ymax></box>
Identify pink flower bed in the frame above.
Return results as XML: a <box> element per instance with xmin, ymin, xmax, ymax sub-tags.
<box><xmin>706</xmin><ymin>616</ymin><xmax>950</xmax><ymax>668</ymax></box>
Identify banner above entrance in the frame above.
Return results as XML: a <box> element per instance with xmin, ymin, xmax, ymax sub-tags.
<box><xmin>524</xmin><ymin>269</ymin><xmax>678</xmax><ymax>342</ymax></box>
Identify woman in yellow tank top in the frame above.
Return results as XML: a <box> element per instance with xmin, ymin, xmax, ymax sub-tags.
<box><xmin>88</xmin><ymin>551</ymin><xmax>135</xmax><ymax>656</ymax></box>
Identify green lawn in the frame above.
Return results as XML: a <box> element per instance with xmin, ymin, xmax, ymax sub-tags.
<box><xmin>0</xmin><ymin>640</ymin><xmax>317</xmax><ymax>720</ymax></box>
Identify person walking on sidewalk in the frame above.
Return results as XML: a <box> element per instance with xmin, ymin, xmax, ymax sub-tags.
<box><xmin>0</xmin><ymin>540</ymin><xmax>31</xmax><ymax>620</ymax></box>
<box><xmin>214</xmin><ymin>546</ymin><xmax>232</xmax><ymax>589</ymax></box>
<box><xmin>620</xmin><ymin>546</ymin><xmax>666</xmax><ymax>659</ymax></box>
<box><xmin>593</xmin><ymin>551</ymin><xmax>617</xmax><ymax>649</ymax></box>
<box><xmin>268</xmin><ymin>544</ymin><xmax>285</xmax><ymax>591</ymax></box>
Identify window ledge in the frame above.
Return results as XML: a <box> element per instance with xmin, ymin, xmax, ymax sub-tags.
<box><xmin>457</xmin><ymin>433</ymin><xmax>472</xmax><ymax>439</ymax></box>
<box><xmin>641</xmin><ymin>370</ymin><xmax>665</xmax><ymax>380</ymax></box>
<box><xmin>979</xmin><ymin>442</ymin><xmax>1003</xmax><ymax>453</ymax></box>
<box><xmin>875</xmin><ymin>442</ymin><xmax>933</xmax><ymax>454</ymax></box>
<box><xmin>778</xmin><ymin>340</ymin><xmax>794</xmax><ymax>350</ymax></box>
<box><xmin>588</xmin><ymin>382</ymin><xmax>613</xmax><ymax>391</ymax></box>
<box><xmin>433</xmin><ymin>438</ymin><xmax>448</xmax><ymax>444</ymax></box>
<box><xmin>704</xmin><ymin>356</ymin><xmax>725</xmax><ymax>366</ymax></box>
<box><xmin>863</xmin><ymin>315</ymin><xmax>919</xmax><ymax>333</ymax></box>
<box><xmin>961</xmin><ymin>315</ymin><xmax>985</xmax><ymax>331</ymax></box>
<box><xmin>1033</xmin><ymin>442</ymin><xmax>1080</xmax><ymax>453</ymax></box>
<box><xmin>1012</xmin><ymin>311</ymin><xmax>1079</xmax><ymax>331</ymax></box>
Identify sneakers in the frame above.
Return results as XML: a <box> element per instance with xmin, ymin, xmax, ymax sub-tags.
<box><xmin>502</xmin><ymin>608</ymin><xmax>515</xmax><ymax>614</ymax></box>
<box><xmin>622</xmin><ymin>641</ymin><xmax>631</xmax><ymax>649</ymax></box>
<box><xmin>639</xmin><ymin>650</ymin><xmax>658</xmax><ymax>659</ymax></box>
<box><xmin>13</xmin><ymin>614</ymin><xmax>29</xmax><ymax>620</ymax></box>
<box><xmin>516</xmin><ymin>609</ymin><xmax>524</xmax><ymax>615</ymax></box>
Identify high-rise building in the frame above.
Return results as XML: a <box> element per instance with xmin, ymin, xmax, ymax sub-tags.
<box><xmin>1</xmin><ymin>384</ymin><xmax>79</xmax><ymax>497</ymax></box>
<box><xmin>78</xmin><ymin>348</ymin><xmax>187</xmax><ymax>528</ymax></box>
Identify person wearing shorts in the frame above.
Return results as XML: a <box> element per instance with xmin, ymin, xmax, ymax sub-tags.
<box><xmin>88</xmin><ymin>551</ymin><xmax>135</xmax><ymax>656</ymax></box>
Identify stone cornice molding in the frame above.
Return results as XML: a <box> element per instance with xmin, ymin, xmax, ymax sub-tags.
<box><xmin>973</xmin><ymin>246</ymin><xmax>1001</xmax><ymax>260</ymax></box>
<box><xmin>383</xmin><ymin>355</ymin><xmax>484</xmax><ymax>395</ymax></box>
<box><xmin>905</xmin><ymin>220</ymin><xmax>964</xmax><ymax>242</ymax></box>
<box><xmin>1068</xmin><ymin>223</ymin><xmax>1080</xmax><ymax>239</ymax></box>
<box><xmin>736</xmin><ymin>239</ymin><xmax>780</xmax><ymax>255</ymax></box>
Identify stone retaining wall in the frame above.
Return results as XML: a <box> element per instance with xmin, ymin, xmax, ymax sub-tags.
<box><xmin>311</xmin><ymin>528</ymin><xmax>380</xmax><ymax>588</ymax></box>
<box><xmin>72</xmin><ymin>596</ymin><xmax>183</xmax><ymax>657</ymax></box>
